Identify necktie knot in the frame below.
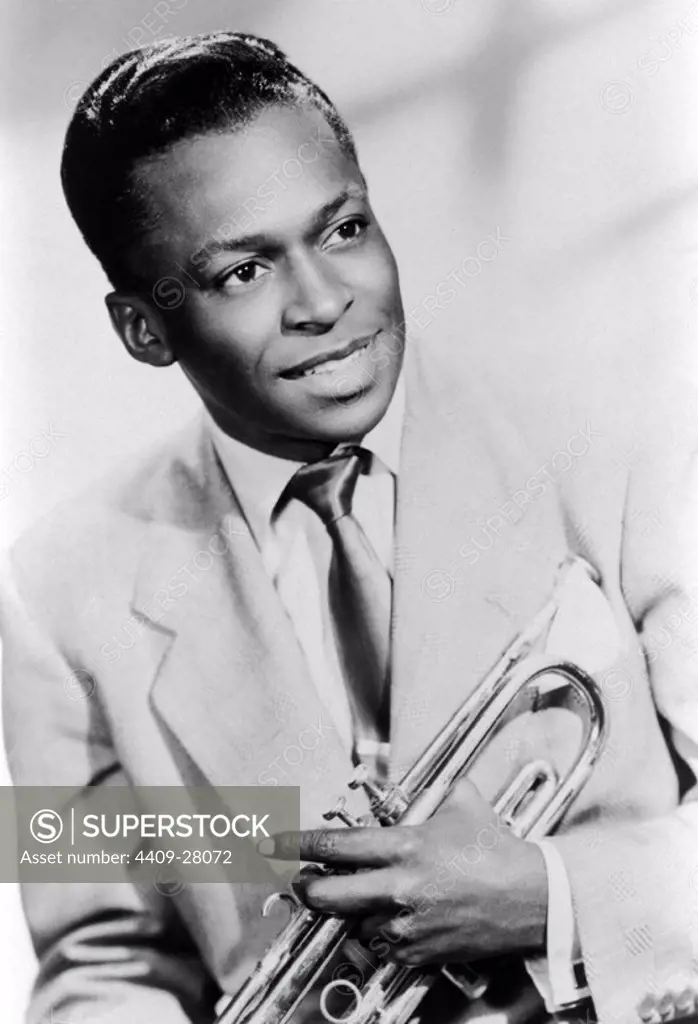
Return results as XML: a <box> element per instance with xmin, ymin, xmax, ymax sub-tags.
<box><xmin>284</xmin><ymin>446</ymin><xmax>370</xmax><ymax>528</ymax></box>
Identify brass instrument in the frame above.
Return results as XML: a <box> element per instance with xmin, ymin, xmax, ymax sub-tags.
<box><xmin>216</xmin><ymin>557</ymin><xmax>607</xmax><ymax>1024</ymax></box>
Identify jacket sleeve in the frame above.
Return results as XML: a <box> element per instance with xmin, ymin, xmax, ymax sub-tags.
<box><xmin>551</xmin><ymin>438</ymin><xmax>698</xmax><ymax>1024</ymax></box>
<box><xmin>0</xmin><ymin>550</ymin><xmax>220</xmax><ymax>1024</ymax></box>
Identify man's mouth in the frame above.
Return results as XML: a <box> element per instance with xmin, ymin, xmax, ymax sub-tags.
<box><xmin>281</xmin><ymin>334</ymin><xmax>376</xmax><ymax>380</ymax></box>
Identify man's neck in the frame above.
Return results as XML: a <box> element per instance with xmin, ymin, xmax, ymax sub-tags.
<box><xmin>206</xmin><ymin>379</ymin><xmax>405</xmax><ymax>467</ymax></box>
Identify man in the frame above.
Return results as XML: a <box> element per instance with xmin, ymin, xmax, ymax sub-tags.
<box><xmin>2</xmin><ymin>31</ymin><xmax>698</xmax><ymax>1024</ymax></box>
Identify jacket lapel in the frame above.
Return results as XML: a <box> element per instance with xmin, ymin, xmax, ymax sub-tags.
<box><xmin>131</xmin><ymin>420</ymin><xmax>358</xmax><ymax>827</ymax></box>
<box><xmin>389</xmin><ymin>340</ymin><xmax>568</xmax><ymax>780</ymax></box>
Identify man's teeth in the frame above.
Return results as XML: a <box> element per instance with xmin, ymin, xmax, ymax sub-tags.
<box><xmin>300</xmin><ymin>344</ymin><xmax>368</xmax><ymax>377</ymax></box>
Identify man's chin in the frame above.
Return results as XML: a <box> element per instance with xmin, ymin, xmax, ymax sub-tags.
<box><xmin>308</xmin><ymin>381</ymin><xmax>393</xmax><ymax>443</ymax></box>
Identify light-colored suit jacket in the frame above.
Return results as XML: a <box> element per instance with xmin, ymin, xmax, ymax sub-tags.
<box><xmin>3</xmin><ymin>338</ymin><xmax>698</xmax><ymax>1024</ymax></box>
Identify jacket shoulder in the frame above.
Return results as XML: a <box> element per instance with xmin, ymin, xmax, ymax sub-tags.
<box><xmin>1</xmin><ymin>416</ymin><xmax>210</xmax><ymax>616</ymax></box>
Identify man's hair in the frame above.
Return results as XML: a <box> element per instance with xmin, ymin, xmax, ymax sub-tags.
<box><xmin>60</xmin><ymin>32</ymin><xmax>358</xmax><ymax>291</ymax></box>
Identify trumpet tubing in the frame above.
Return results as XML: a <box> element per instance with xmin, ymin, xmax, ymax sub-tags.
<box><xmin>215</xmin><ymin>557</ymin><xmax>607</xmax><ymax>1024</ymax></box>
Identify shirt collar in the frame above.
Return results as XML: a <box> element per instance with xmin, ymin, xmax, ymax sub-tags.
<box><xmin>207</xmin><ymin>376</ymin><xmax>405</xmax><ymax>548</ymax></box>
<box><xmin>363</xmin><ymin>374</ymin><xmax>404</xmax><ymax>477</ymax></box>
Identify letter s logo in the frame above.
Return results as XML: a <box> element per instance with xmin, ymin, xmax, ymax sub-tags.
<box><xmin>30</xmin><ymin>809</ymin><xmax>63</xmax><ymax>844</ymax></box>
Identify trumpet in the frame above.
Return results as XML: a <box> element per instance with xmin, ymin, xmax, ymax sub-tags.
<box><xmin>216</xmin><ymin>556</ymin><xmax>607</xmax><ymax>1024</ymax></box>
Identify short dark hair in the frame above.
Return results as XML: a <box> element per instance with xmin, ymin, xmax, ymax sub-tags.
<box><xmin>60</xmin><ymin>32</ymin><xmax>358</xmax><ymax>291</ymax></box>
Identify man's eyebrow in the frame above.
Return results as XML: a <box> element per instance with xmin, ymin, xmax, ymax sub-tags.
<box><xmin>198</xmin><ymin>184</ymin><xmax>368</xmax><ymax>258</ymax></box>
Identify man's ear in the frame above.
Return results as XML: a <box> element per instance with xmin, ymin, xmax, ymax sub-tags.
<box><xmin>105</xmin><ymin>292</ymin><xmax>176</xmax><ymax>367</ymax></box>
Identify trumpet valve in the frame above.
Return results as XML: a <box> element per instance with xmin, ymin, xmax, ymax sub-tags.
<box><xmin>323</xmin><ymin>797</ymin><xmax>362</xmax><ymax>828</ymax></box>
<box><xmin>348</xmin><ymin>764</ymin><xmax>371</xmax><ymax>789</ymax></box>
<box><xmin>348</xmin><ymin>765</ymin><xmax>388</xmax><ymax>802</ymax></box>
<box><xmin>348</xmin><ymin>766</ymin><xmax>408</xmax><ymax>825</ymax></box>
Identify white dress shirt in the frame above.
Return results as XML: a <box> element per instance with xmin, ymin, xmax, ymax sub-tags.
<box><xmin>209</xmin><ymin>385</ymin><xmax>401</xmax><ymax>769</ymax></box>
<box><xmin>207</xmin><ymin>381</ymin><xmax>585</xmax><ymax>1010</ymax></box>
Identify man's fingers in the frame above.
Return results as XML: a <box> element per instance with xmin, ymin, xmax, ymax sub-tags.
<box><xmin>290</xmin><ymin>864</ymin><xmax>326</xmax><ymax>899</ymax></box>
<box><xmin>259</xmin><ymin>824</ymin><xmax>419</xmax><ymax>866</ymax></box>
<box><xmin>296</xmin><ymin>866</ymin><xmax>400</xmax><ymax>914</ymax></box>
<box><xmin>357</xmin><ymin>911</ymin><xmax>417</xmax><ymax>945</ymax></box>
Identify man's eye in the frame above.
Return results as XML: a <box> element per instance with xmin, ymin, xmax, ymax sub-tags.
<box><xmin>224</xmin><ymin>261</ymin><xmax>270</xmax><ymax>287</ymax></box>
<box><xmin>325</xmin><ymin>217</ymin><xmax>367</xmax><ymax>248</ymax></box>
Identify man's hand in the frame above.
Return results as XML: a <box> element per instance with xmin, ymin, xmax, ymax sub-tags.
<box><xmin>259</xmin><ymin>779</ymin><xmax>548</xmax><ymax>967</ymax></box>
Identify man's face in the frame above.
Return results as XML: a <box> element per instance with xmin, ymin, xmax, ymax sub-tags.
<box><xmin>132</xmin><ymin>103</ymin><xmax>405</xmax><ymax>460</ymax></box>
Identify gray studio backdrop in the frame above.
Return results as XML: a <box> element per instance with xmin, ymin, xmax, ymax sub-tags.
<box><xmin>2</xmin><ymin>0</ymin><xmax>698</xmax><ymax>1016</ymax></box>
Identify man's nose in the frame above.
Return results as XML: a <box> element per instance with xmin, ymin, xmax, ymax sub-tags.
<box><xmin>282</xmin><ymin>255</ymin><xmax>353</xmax><ymax>333</ymax></box>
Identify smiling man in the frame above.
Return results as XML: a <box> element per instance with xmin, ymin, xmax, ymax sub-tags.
<box><xmin>105</xmin><ymin>106</ymin><xmax>404</xmax><ymax>461</ymax></box>
<box><xmin>3</xmin><ymin>30</ymin><xmax>698</xmax><ymax>1024</ymax></box>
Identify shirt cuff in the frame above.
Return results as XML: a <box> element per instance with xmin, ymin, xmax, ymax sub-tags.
<box><xmin>524</xmin><ymin>838</ymin><xmax>589</xmax><ymax>1011</ymax></box>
